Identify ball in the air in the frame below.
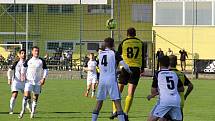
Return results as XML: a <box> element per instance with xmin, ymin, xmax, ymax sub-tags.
<box><xmin>106</xmin><ymin>18</ymin><xmax>117</xmax><ymax>30</ymax></box>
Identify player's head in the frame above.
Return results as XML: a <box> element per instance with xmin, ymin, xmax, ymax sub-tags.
<box><xmin>32</xmin><ymin>46</ymin><xmax>40</xmax><ymax>58</ymax></box>
<box><xmin>127</xmin><ymin>27</ymin><xmax>136</xmax><ymax>37</ymax></box>
<box><xmin>96</xmin><ymin>48</ymin><xmax>103</xmax><ymax>53</ymax></box>
<box><xmin>89</xmin><ymin>53</ymin><xmax>95</xmax><ymax>60</ymax></box>
<box><xmin>169</xmin><ymin>55</ymin><xmax>177</xmax><ymax>68</ymax></box>
<box><xmin>159</xmin><ymin>56</ymin><xmax>170</xmax><ymax>68</ymax></box>
<box><xmin>104</xmin><ymin>37</ymin><xmax>114</xmax><ymax>49</ymax></box>
<box><xmin>18</xmin><ymin>49</ymin><xmax>26</xmax><ymax>59</ymax></box>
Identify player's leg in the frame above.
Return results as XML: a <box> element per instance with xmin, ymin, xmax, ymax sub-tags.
<box><xmin>31</xmin><ymin>85</ymin><xmax>41</xmax><ymax>118</ymax></box>
<box><xmin>113</xmin><ymin>99</ymin><xmax>126</xmax><ymax>121</ymax></box>
<box><xmin>111</xmin><ymin>69</ymin><xmax>127</xmax><ymax>118</ymax></box>
<box><xmin>168</xmin><ymin>107</ymin><xmax>182</xmax><ymax>121</ymax></box>
<box><xmin>147</xmin><ymin>114</ymin><xmax>159</xmax><ymax>121</ymax></box>
<box><xmin>9</xmin><ymin>91</ymin><xmax>18</xmax><ymax>114</ymax></box>
<box><xmin>85</xmin><ymin>78</ymin><xmax>92</xmax><ymax>97</ymax></box>
<box><xmin>19</xmin><ymin>91</ymin><xmax>31</xmax><ymax>118</ymax></box>
<box><xmin>124</xmin><ymin>67</ymin><xmax>140</xmax><ymax>116</ymax></box>
<box><xmin>148</xmin><ymin>104</ymin><xmax>171</xmax><ymax>121</ymax></box>
<box><xmin>92</xmin><ymin>79</ymin><xmax>106</xmax><ymax>121</ymax></box>
<box><xmin>31</xmin><ymin>93</ymin><xmax>39</xmax><ymax>118</ymax></box>
<box><xmin>92</xmin><ymin>100</ymin><xmax>103</xmax><ymax>121</ymax></box>
<box><xmin>19</xmin><ymin>82</ymin><xmax>32</xmax><ymax>118</ymax></box>
<box><xmin>91</xmin><ymin>83</ymin><xmax>96</xmax><ymax>98</ymax></box>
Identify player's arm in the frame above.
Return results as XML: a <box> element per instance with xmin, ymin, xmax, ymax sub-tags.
<box><xmin>41</xmin><ymin>59</ymin><xmax>48</xmax><ymax>86</ymax></box>
<box><xmin>116</xmin><ymin>51</ymin><xmax>132</xmax><ymax>74</ymax></box>
<box><xmin>184</xmin><ymin>75</ymin><xmax>193</xmax><ymax>100</ymax></box>
<box><xmin>177</xmin><ymin>77</ymin><xmax>184</xmax><ymax>92</ymax></box>
<box><xmin>21</xmin><ymin>60</ymin><xmax>28</xmax><ymax>81</ymax></box>
<box><xmin>7</xmin><ymin>63</ymin><xmax>16</xmax><ymax>85</ymax></box>
<box><xmin>147</xmin><ymin>74</ymin><xmax>159</xmax><ymax>101</ymax></box>
<box><xmin>83</xmin><ymin>66</ymin><xmax>94</xmax><ymax>71</ymax></box>
<box><xmin>141</xmin><ymin>42</ymin><xmax>145</xmax><ymax>74</ymax></box>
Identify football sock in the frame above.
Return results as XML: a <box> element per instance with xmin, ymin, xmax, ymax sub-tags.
<box><xmin>9</xmin><ymin>97</ymin><xmax>16</xmax><ymax>112</ymax></box>
<box><xmin>117</xmin><ymin>111</ymin><xmax>125</xmax><ymax>121</ymax></box>
<box><xmin>21</xmin><ymin>96</ymin><xmax>28</xmax><ymax>113</ymax></box>
<box><xmin>92</xmin><ymin>111</ymin><xmax>99</xmax><ymax>121</ymax></box>
<box><xmin>31</xmin><ymin>100</ymin><xmax>37</xmax><ymax>114</ymax></box>
<box><xmin>92</xmin><ymin>89</ymin><xmax>96</xmax><ymax>97</ymax></box>
<box><xmin>27</xmin><ymin>98</ymin><xmax>32</xmax><ymax>111</ymax></box>
<box><xmin>124</xmin><ymin>96</ymin><xmax>133</xmax><ymax>114</ymax></box>
<box><xmin>112</xmin><ymin>102</ymin><xmax>117</xmax><ymax>113</ymax></box>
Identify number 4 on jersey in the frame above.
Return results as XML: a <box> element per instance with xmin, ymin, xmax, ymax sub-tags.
<box><xmin>101</xmin><ymin>55</ymin><xmax>108</xmax><ymax>66</ymax></box>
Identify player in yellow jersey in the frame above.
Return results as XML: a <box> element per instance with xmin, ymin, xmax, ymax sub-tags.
<box><xmin>110</xmin><ymin>27</ymin><xmax>145</xmax><ymax>120</ymax></box>
<box><xmin>168</xmin><ymin>55</ymin><xmax>194</xmax><ymax>121</ymax></box>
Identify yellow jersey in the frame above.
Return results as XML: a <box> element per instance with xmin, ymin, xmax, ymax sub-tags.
<box><xmin>118</xmin><ymin>37</ymin><xmax>144</xmax><ymax>69</ymax></box>
<box><xmin>170</xmin><ymin>68</ymin><xmax>191</xmax><ymax>108</ymax></box>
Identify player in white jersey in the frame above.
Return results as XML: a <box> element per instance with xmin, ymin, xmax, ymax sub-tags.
<box><xmin>7</xmin><ymin>49</ymin><xmax>31</xmax><ymax>114</ymax></box>
<box><xmin>83</xmin><ymin>53</ymin><xmax>97</xmax><ymax>98</ymax></box>
<box><xmin>92</xmin><ymin>37</ymin><xmax>132</xmax><ymax>121</ymax></box>
<box><xmin>19</xmin><ymin>46</ymin><xmax>48</xmax><ymax>119</ymax></box>
<box><xmin>147</xmin><ymin>56</ymin><xmax>184</xmax><ymax>121</ymax></box>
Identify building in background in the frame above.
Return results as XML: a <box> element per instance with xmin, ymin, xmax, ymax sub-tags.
<box><xmin>0</xmin><ymin>0</ymin><xmax>153</xmax><ymax>68</ymax></box>
<box><xmin>153</xmin><ymin>0</ymin><xmax>215</xmax><ymax>69</ymax></box>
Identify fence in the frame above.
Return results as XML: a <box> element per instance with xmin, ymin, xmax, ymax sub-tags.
<box><xmin>0</xmin><ymin>0</ymin><xmax>154</xmax><ymax>79</ymax></box>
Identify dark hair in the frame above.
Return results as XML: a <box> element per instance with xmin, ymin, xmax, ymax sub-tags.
<box><xmin>89</xmin><ymin>53</ymin><xmax>94</xmax><ymax>56</ymax></box>
<box><xmin>104</xmin><ymin>37</ymin><xmax>114</xmax><ymax>48</ymax></box>
<box><xmin>127</xmin><ymin>27</ymin><xmax>136</xmax><ymax>37</ymax></box>
<box><xmin>19</xmin><ymin>49</ymin><xmax>26</xmax><ymax>54</ymax></box>
<box><xmin>32</xmin><ymin>46</ymin><xmax>39</xmax><ymax>50</ymax></box>
<box><xmin>169</xmin><ymin>55</ymin><xmax>177</xmax><ymax>67</ymax></box>
<box><xmin>160</xmin><ymin>56</ymin><xmax>170</xmax><ymax>68</ymax></box>
<box><xmin>96</xmin><ymin>48</ymin><xmax>102</xmax><ymax>52</ymax></box>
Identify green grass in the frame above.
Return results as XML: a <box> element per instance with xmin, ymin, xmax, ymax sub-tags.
<box><xmin>0</xmin><ymin>78</ymin><xmax>215</xmax><ymax>121</ymax></box>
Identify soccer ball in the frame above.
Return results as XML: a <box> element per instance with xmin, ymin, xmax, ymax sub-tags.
<box><xmin>106</xmin><ymin>18</ymin><xmax>117</xmax><ymax>30</ymax></box>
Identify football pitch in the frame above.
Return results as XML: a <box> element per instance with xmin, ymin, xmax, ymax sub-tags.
<box><xmin>0</xmin><ymin>78</ymin><xmax>215</xmax><ymax>121</ymax></box>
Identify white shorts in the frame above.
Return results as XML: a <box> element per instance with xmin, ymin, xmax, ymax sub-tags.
<box><xmin>24</xmin><ymin>82</ymin><xmax>41</xmax><ymax>94</ymax></box>
<box><xmin>151</xmin><ymin>103</ymin><xmax>182</xmax><ymax>120</ymax></box>
<box><xmin>87</xmin><ymin>77</ymin><xmax>97</xmax><ymax>86</ymax></box>
<box><xmin>96</xmin><ymin>77</ymin><xmax>121</xmax><ymax>101</ymax></box>
<box><xmin>11</xmin><ymin>81</ymin><xmax>25</xmax><ymax>93</ymax></box>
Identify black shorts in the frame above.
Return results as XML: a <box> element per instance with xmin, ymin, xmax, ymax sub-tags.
<box><xmin>118</xmin><ymin>67</ymin><xmax>140</xmax><ymax>85</ymax></box>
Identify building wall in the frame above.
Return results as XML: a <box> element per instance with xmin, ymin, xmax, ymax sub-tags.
<box><xmin>0</xmin><ymin>0</ymin><xmax>153</xmax><ymax>57</ymax></box>
<box><xmin>153</xmin><ymin>26</ymin><xmax>215</xmax><ymax>59</ymax></box>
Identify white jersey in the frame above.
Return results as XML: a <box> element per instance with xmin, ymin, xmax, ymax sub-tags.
<box><xmin>87</xmin><ymin>60</ymin><xmax>97</xmax><ymax>78</ymax></box>
<box><xmin>98</xmin><ymin>48</ymin><xmax>122</xmax><ymax>81</ymax></box>
<box><xmin>22</xmin><ymin>57</ymin><xmax>48</xmax><ymax>85</ymax></box>
<box><xmin>152</xmin><ymin>69</ymin><xmax>182</xmax><ymax>107</ymax></box>
<box><xmin>7</xmin><ymin>60</ymin><xmax>25</xmax><ymax>82</ymax></box>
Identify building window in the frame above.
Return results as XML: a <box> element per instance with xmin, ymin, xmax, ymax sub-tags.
<box><xmin>88</xmin><ymin>5</ymin><xmax>111</xmax><ymax>14</ymax></box>
<box><xmin>155</xmin><ymin>2</ymin><xmax>183</xmax><ymax>25</ymax></box>
<box><xmin>21</xmin><ymin>42</ymin><xmax>34</xmax><ymax>50</ymax></box>
<box><xmin>46</xmin><ymin>41</ymin><xmax>74</xmax><ymax>51</ymax></box>
<box><xmin>47</xmin><ymin>42</ymin><xmax>60</xmax><ymax>50</ymax></box>
<box><xmin>185</xmin><ymin>2</ymin><xmax>212</xmax><ymax>25</ymax></box>
<box><xmin>62</xmin><ymin>42</ymin><xmax>73</xmax><ymax>50</ymax></box>
<box><xmin>6</xmin><ymin>4</ymin><xmax>34</xmax><ymax>13</ymax></box>
<box><xmin>132</xmin><ymin>4</ymin><xmax>152</xmax><ymax>22</ymax></box>
<box><xmin>87</xmin><ymin>43</ymin><xmax>99</xmax><ymax>50</ymax></box>
<box><xmin>47</xmin><ymin>5</ymin><xmax>74</xmax><ymax>14</ymax></box>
